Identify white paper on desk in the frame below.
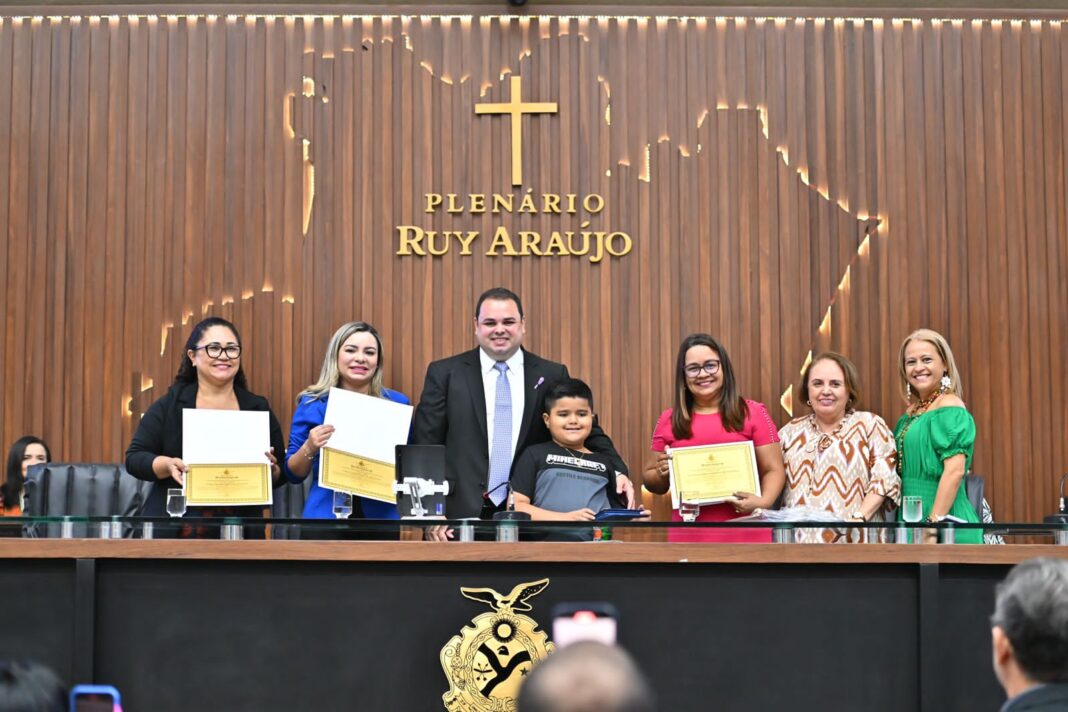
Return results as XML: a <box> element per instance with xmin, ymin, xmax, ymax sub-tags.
<box><xmin>182</xmin><ymin>409</ymin><xmax>270</xmax><ymax>464</ymax></box>
<box><xmin>322</xmin><ymin>387</ymin><xmax>413</xmax><ymax>464</ymax></box>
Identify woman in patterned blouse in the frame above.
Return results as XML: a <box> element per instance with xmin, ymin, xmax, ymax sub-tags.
<box><xmin>779</xmin><ymin>352</ymin><xmax>900</xmax><ymax>543</ymax></box>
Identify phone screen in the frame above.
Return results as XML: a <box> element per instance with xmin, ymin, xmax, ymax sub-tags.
<box><xmin>552</xmin><ymin>608</ymin><xmax>618</xmax><ymax>647</ymax></box>
<box><xmin>73</xmin><ymin>694</ymin><xmax>116</xmax><ymax>712</ymax></box>
<box><xmin>70</xmin><ymin>686</ymin><xmax>121</xmax><ymax>712</ymax></box>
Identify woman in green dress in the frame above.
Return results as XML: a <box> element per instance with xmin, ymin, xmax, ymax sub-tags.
<box><xmin>893</xmin><ymin>329</ymin><xmax>982</xmax><ymax>543</ymax></box>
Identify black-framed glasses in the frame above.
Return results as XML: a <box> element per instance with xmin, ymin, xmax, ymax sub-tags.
<box><xmin>684</xmin><ymin>360</ymin><xmax>721</xmax><ymax>378</ymax></box>
<box><xmin>192</xmin><ymin>343</ymin><xmax>241</xmax><ymax>359</ymax></box>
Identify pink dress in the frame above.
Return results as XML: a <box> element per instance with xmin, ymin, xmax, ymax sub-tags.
<box><xmin>651</xmin><ymin>400</ymin><xmax>779</xmax><ymax>543</ymax></box>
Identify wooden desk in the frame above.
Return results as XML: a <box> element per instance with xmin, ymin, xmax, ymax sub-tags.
<box><xmin>4</xmin><ymin>540</ymin><xmax>1064</xmax><ymax>711</ymax></box>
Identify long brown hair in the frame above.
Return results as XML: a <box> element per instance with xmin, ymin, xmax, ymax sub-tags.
<box><xmin>671</xmin><ymin>334</ymin><xmax>748</xmax><ymax>439</ymax></box>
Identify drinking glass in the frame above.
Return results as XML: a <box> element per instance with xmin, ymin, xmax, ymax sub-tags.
<box><xmin>901</xmin><ymin>495</ymin><xmax>923</xmax><ymax>543</ymax></box>
<box><xmin>166</xmin><ymin>489</ymin><xmax>187</xmax><ymax>518</ymax></box>
<box><xmin>679</xmin><ymin>492</ymin><xmax>700</xmax><ymax>523</ymax></box>
<box><xmin>332</xmin><ymin>491</ymin><xmax>353</xmax><ymax>519</ymax></box>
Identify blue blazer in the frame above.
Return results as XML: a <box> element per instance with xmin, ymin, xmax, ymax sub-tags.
<box><xmin>283</xmin><ymin>388</ymin><xmax>409</xmax><ymax>519</ymax></box>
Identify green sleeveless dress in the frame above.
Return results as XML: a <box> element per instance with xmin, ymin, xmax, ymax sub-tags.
<box><xmin>892</xmin><ymin>407</ymin><xmax>982</xmax><ymax>544</ymax></box>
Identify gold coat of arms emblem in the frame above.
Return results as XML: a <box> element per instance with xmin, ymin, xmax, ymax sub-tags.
<box><xmin>440</xmin><ymin>578</ymin><xmax>555</xmax><ymax>711</ymax></box>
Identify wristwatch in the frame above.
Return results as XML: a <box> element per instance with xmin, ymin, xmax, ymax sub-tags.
<box><xmin>850</xmin><ymin>510</ymin><xmax>867</xmax><ymax>522</ymax></box>
<box><xmin>924</xmin><ymin>514</ymin><xmax>944</xmax><ymax>524</ymax></box>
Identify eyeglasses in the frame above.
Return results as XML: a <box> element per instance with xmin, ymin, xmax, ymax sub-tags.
<box><xmin>192</xmin><ymin>343</ymin><xmax>242</xmax><ymax>359</ymax></box>
<box><xmin>684</xmin><ymin>360</ymin><xmax>721</xmax><ymax>378</ymax></box>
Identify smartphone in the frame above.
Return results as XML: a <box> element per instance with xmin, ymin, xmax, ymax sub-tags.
<box><xmin>551</xmin><ymin>602</ymin><xmax>619</xmax><ymax>647</ymax></box>
<box><xmin>70</xmin><ymin>685</ymin><xmax>121</xmax><ymax>712</ymax></box>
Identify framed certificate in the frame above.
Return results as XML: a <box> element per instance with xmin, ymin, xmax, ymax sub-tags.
<box><xmin>185</xmin><ymin>463</ymin><xmax>272</xmax><ymax>506</ymax></box>
<box><xmin>320</xmin><ymin>448</ymin><xmax>398</xmax><ymax>504</ymax></box>
<box><xmin>668</xmin><ymin>441</ymin><xmax>761</xmax><ymax>507</ymax></box>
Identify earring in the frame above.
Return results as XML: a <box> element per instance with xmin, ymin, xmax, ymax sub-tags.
<box><xmin>906</xmin><ymin>383</ymin><xmax>912</xmax><ymax>400</ymax></box>
<box><xmin>806</xmin><ymin>400</ymin><xmax>812</xmax><ymax>407</ymax></box>
<box><xmin>940</xmin><ymin>373</ymin><xmax>952</xmax><ymax>390</ymax></box>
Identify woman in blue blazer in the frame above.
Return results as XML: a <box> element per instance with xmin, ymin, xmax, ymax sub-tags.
<box><xmin>284</xmin><ymin>321</ymin><xmax>408</xmax><ymax>520</ymax></box>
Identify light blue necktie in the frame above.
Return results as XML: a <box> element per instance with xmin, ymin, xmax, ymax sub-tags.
<box><xmin>487</xmin><ymin>361</ymin><xmax>513</xmax><ymax>506</ymax></box>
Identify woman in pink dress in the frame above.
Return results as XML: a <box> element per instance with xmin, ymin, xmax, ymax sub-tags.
<box><xmin>643</xmin><ymin>333</ymin><xmax>785</xmax><ymax>542</ymax></box>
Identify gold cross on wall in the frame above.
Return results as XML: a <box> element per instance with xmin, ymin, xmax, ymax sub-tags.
<box><xmin>475</xmin><ymin>75</ymin><xmax>558</xmax><ymax>186</ymax></box>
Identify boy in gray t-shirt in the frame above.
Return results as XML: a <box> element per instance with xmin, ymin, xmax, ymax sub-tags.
<box><xmin>510</xmin><ymin>379</ymin><xmax>627</xmax><ymax>521</ymax></box>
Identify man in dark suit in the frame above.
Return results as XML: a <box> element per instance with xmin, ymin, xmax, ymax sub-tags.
<box><xmin>413</xmin><ymin>287</ymin><xmax>632</xmax><ymax>520</ymax></box>
<box><xmin>991</xmin><ymin>557</ymin><xmax>1068</xmax><ymax>712</ymax></box>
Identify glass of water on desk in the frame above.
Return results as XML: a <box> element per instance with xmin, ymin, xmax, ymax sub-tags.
<box><xmin>679</xmin><ymin>492</ymin><xmax>700</xmax><ymax>523</ymax></box>
<box><xmin>332</xmin><ymin>491</ymin><xmax>353</xmax><ymax>519</ymax></box>
<box><xmin>901</xmin><ymin>495</ymin><xmax>923</xmax><ymax>543</ymax></box>
<box><xmin>166</xmin><ymin>488</ymin><xmax>187</xmax><ymax>518</ymax></box>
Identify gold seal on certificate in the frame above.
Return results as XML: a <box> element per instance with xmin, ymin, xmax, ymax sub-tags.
<box><xmin>669</xmin><ymin>441</ymin><xmax>761</xmax><ymax>505</ymax></box>
<box><xmin>320</xmin><ymin>448</ymin><xmax>398</xmax><ymax>504</ymax></box>
<box><xmin>185</xmin><ymin>463</ymin><xmax>272</xmax><ymax>506</ymax></box>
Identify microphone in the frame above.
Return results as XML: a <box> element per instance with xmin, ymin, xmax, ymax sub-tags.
<box><xmin>483</xmin><ymin>481</ymin><xmax>531</xmax><ymax>521</ymax></box>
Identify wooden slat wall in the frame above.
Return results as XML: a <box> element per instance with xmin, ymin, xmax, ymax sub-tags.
<box><xmin>0</xmin><ymin>10</ymin><xmax>1065</xmax><ymax>521</ymax></box>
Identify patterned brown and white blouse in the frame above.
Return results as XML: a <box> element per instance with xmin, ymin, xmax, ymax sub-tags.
<box><xmin>779</xmin><ymin>410</ymin><xmax>901</xmax><ymax>543</ymax></box>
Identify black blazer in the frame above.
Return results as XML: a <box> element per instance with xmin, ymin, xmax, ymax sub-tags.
<box><xmin>1003</xmin><ymin>684</ymin><xmax>1068</xmax><ymax>712</ymax></box>
<box><xmin>412</xmin><ymin>347</ymin><xmax>627</xmax><ymax>519</ymax></box>
<box><xmin>125</xmin><ymin>381</ymin><xmax>286</xmax><ymax>517</ymax></box>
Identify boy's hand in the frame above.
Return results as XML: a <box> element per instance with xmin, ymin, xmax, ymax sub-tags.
<box><xmin>566</xmin><ymin>508</ymin><xmax>596</xmax><ymax>521</ymax></box>
<box><xmin>615</xmin><ymin>473</ymin><xmax>636</xmax><ymax>508</ymax></box>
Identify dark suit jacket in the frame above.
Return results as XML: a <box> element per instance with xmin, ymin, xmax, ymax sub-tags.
<box><xmin>125</xmin><ymin>381</ymin><xmax>286</xmax><ymax>517</ymax></box>
<box><xmin>1002</xmin><ymin>683</ymin><xmax>1068</xmax><ymax>712</ymax></box>
<box><xmin>412</xmin><ymin>347</ymin><xmax>627</xmax><ymax>519</ymax></box>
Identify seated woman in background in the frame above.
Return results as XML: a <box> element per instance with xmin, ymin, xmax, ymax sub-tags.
<box><xmin>643</xmin><ymin>333</ymin><xmax>785</xmax><ymax>542</ymax></box>
<box><xmin>894</xmin><ymin>328</ymin><xmax>982</xmax><ymax>543</ymax></box>
<box><xmin>125</xmin><ymin>317</ymin><xmax>285</xmax><ymax>533</ymax></box>
<box><xmin>284</xmin><ymin>321</ymin><xmax>408</xmax><ymax>521</ymax></box>
<box><xmin>779</xmin><ymin>353</ymin><xmax>900</xmax><ymax>543</ymax></box>
<box><xmin>1</xmin><ymin>436</ymin><xmax>51</xmax><ymax>515</ymax></box>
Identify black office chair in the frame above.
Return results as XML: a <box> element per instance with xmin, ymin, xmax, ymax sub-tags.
<box><xmin>270</xmin><ymin>476</ymin><xmax>313</xmax><ymax>539</ymax></box>
<box><xmin>964</xmin><ymin>473</ymin><xmax>985</xmax><ymax>519</ymax></box>
<box><xmin>22</xmin><ymin>463</ymin><xmax>149</xmax><ymax>538</ymax></box>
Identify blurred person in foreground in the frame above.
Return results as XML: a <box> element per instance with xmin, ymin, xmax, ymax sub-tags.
<box><xmin>517</xmin><ymin>641</ymin><xmax>655</xmax><ymax>712</ymax></box>
<box><xmin>991</xmin><ymin>557</ymin><xmax>1068</xmax><ymax>711</ymax></box>
<box><xmin>0</xmin><ymin>660</ymin><xmax>66</xmax><ymax>712</ymax></box>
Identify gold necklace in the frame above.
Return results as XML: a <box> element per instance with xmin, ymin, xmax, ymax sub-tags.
<box><xmin>809</xmin><ymin>411</ymin><xmax>852</xmax><ymax>453</ymax></box>
<box><xmin>895</xmin><ymin>387</ymin><xmax>945</xmax><ymax>473</ymax></box>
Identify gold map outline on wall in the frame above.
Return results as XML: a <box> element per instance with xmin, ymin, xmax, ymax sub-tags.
<box><xmin>440</xmin><ymin>578</ymin><xmax>554</xmax><ymax>712</ymax></box>
<box><xmin>287</xmin><ymin>18</ymin><xmax>881</xmax><ymax>418</ymax></box>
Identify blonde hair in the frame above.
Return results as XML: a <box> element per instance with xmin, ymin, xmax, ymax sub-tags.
<box><xmin>897</xmin><ymin>328</ymin><xmax>963</xmax><ymax>403</ymax></box>
<box><xmin>299</xmin><ymin>322</ymin><xmax>385</xmax><ymax>401</ymax></box>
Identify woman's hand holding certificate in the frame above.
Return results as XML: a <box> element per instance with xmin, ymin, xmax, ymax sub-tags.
<box><xmin>320</xmin><ymin>388</ymin><xmax>413</xmax><ymax>504</ymax></box>
<box><xmin>668</xmin><ymin>441</ymin><xmax>762</xmax><ymax>509</ymax></box>
<box><xmin>182</xmin><ymin>409</ymin><xmax>273</xmax><ymax>506</ymax></box>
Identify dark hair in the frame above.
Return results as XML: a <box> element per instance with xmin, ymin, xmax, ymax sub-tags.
<box><xmin>990</xmin><ymin>557</ymin><xmax>1068</xmax><ymax>683</ymax></box>
<box><xmin>671</xmin><ymin>333</ymin><xmax>748</xmax><ymax>439</ymax></box>
<box><xmin>475</xmin><ymin>287</ymin><xmax>524</xmax><ymax>320</ymax></box>
<box><xmin>174</xmin><ymin>317</ymin><xmax>248</xmax><ymax>390</ymax></box>
<box><xmin>800</xmin><ymin>352</ymin><xmax>861</xmax><ymax>410</ymax></box>
<box><xmin>3</xmin><ymin>436</ymin><xmax>51</xmax><ymax>511</ymax></box>
<box><xmin>0</xmin><ymin>660</ymin><xmax>67</xmax><ymax>712</ymax></box>
<box><xmin>543</xmin><ymin>379</ymin><xmax>594</xmax><ymax>414</ymax></box>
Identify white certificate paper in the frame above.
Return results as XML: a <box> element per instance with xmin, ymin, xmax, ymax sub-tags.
<box><xmin>182</xmin><ymin>409</ymin><xmax>270</xmax><ymax>465</ymax></box>
<box><xmin>322</xmin><ymin>387</ymin><xmax>413</xmax><ymax>465</ymax></box>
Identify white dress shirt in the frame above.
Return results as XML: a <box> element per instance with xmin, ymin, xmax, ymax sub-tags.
<box><xmin>479</xmin><ymin>348</ymin><xmax>525</xmax><ymax>466</ymax></box>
